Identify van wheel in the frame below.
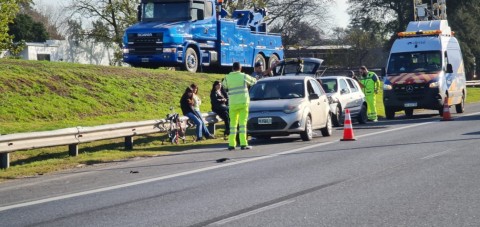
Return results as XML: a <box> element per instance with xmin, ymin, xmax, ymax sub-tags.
<box><xmin>405</xmin><ymin>109</ymin><xmax>414</xmax><ymax>118</ymax></box>
<box><xmin>455</xmin><ymin>94</ymin><xmax>465</xmax><ymax>113</ymax></box>
<box><xmin>438</xmin><ymin>106</ymin><xmax>444</xmax><ymax>116</ymax></box>
<box><xmin>357</xmin><ymin>104</ymin><xmax>368</xmax><ymax>124</ymax></box>
<box><xmin>385</xmin><ymin>107</ymin><xmax>395</xmax><ymax>120</ymax></box>
<box><xmin>321</xmin><ymin>114</ymin><xmax>332</xmax><ymax>137</ymax></box>
<box><xmin>300</xmin><ymin>116</ymin><xmax>313</xmax><ymax>141</ymax></box>
<box><xmin>183</xmin><ymin>47</ymin><xmax>198</xmax><ymax>73</ymax></box>
<box><xmin>332</xmin><ymin>105</ymin><xmax>343</xmax><ymax>127</ymax></box>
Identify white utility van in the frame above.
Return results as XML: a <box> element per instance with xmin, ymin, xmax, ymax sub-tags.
<box><xmin>383</xmin><ymin>18</ymin><xmax>466</xmax><ymax>119</ymax></box>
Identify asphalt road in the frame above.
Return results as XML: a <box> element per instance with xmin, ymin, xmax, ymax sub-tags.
<box><xmin>1</xmin><ymin>103</ymin><xmax>480</xmax><ymax>226</ymax></box>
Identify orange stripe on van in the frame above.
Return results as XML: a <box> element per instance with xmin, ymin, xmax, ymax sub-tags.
<box><xmin>387</xmin><ymin>73</ymin><xmax>438</xmax><ymax>85</ymax></box>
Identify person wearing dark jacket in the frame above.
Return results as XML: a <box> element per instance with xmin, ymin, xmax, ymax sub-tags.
<box><xmin>210</xmin><ymin>80</ymin><xmax>230</xmax><ymax>137</ymax></box>
<box><xmin>180</xmin><ymin>87</ymin><xmax>214</xmax><ymax>141</ymax></box>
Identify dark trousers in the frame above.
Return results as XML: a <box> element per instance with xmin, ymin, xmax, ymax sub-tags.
<box><xmin>213</xmin><ymin>108</ymin><xmax>230</xmax><ymax>135</ymax></box>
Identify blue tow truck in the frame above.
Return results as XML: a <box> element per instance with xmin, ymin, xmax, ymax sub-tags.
<box><xmin>122</xmin><ymin>0</ymin><xmax>284</xmax><ymax>73</ymax></box>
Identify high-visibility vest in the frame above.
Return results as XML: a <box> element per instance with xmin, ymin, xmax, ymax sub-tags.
<box><xmin>223</xmin><ymin>71</ymin><xmax>257</xmax><ymax>105</ymax></box>
<box><xmin>360</xmin><ymin>71</ymin><xmax>380</xmax><ymax>95</ymax></box>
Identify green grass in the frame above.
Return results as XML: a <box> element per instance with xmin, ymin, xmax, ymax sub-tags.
<box><xmin>0</xmin><ymin>59</ymin><xmax>227</xmax><ymax>181</ymax></box>
<box><xmin>0</xmin><ymin>58</ymin><xmax>479</xmax><ymax>181</ymax></box>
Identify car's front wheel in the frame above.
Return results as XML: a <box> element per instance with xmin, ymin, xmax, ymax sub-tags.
<box><xmin>357</xmin><ymin>104</ymin><xmax>368</xmax><ymax>124</ymax></box>
<box><xmin>300</xmin><ymin>116</ymin><xmax>313</xmax><ymax>141</ymax></box>
<box><xmin>331</xmin><ymin>105</ymin><xmax>343</xmax><ymax>127</ymax></box>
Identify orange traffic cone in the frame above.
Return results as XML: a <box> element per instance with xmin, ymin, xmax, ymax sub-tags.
<box><xmin>440</xmin><ymin>96</ymin><xmax>454</xmax><ymax>121</ymax></box>
<box><xmin>340</xmin><ymin>108</ymin><xmax>356</xmax><ymax>141</ymax></box>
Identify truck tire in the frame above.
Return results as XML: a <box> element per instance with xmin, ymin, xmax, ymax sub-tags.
<box><xmin>455</xmin><ymin>94</ymin><xmax>465</xmax><ymax>113</ymax></box>
<box><xmin>385</xmin><ymin>107</ymin><xmax>395</xmax><ymax>120</ymax></box>
<box><xmin>254</xmin><ymin>54</ymin><xmax>266</xmax><ymax>70</ymax></box>
<box><xmin>268</xmin><ymin>55</ymin><xmax>279</xmax><ymax>69</ymax></box>
<box><xmin>183</xmin><ymin>48</ymin><xmax>198</xmax><ymax>73</ymax></box>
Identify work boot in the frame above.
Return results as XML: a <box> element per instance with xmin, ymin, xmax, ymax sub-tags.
<box><xmin>241</xmin><ymin>145</ymin><xmax>252</xmax><ymax>150</ymax></box>
<box><xmin>228</xmin><ymin>146</ymin><xmax>235</xmax><ymax>151</ymax></box>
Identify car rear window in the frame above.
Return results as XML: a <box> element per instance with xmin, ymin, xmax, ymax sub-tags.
<box><xmin>250</xmin><ymin>80</ymin><xmax>305</xmax><ymax>100</ymax></box>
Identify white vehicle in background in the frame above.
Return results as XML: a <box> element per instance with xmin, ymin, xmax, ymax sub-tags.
<box><xmin>318</xmin><ymin>76</ymin><xmax>368</xmax><ymax>127</ymax></box>
<box><xmin>383</xmin><ymin>0</ymin><xmax>466</xmax><ymax>119</ymax></box>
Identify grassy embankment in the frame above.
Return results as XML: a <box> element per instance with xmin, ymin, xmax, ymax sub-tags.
<box><xmin>0</xmin><ymin>59</ymin><xmax>225</xmax><ymax>181</ymax></box>
<box><xmin>0</xmin><ymin>58</ymin><xmax>479</xmax><ymax>181</ymax></box>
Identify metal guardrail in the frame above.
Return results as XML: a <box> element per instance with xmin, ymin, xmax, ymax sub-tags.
<box><xmin>466</xmin><ymin>80</ymin><xmax>480</xmax><ymax>87</ymax></box>
<box><xmin>0</xmin><ymin>112</ymin><xmax>222</xmax><ymax>169</ymax></box>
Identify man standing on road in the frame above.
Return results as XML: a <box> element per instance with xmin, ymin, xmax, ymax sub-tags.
<box><xmin>223</xmin><ymin>62</ymin><xmax>257</xmax><ymax>150</ymax></box>
<box><xmin>251</xmin><ymin>61</ymin><xmax>278</xmax><ymax>80</ymax></box>
<box><xmin>356</xmin><ymin>66</ymin><xmax>380</xmax><ymax>122</ymax></box>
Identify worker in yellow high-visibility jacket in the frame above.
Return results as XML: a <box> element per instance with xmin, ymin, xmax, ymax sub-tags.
<box><xmin>357</xmin><ymin>66</ymin><xmax>381</xmax><ymax>122</ymax></box>
<box><xmin>223</xmin><ymin>62</ymin><xmax>257</xmax><ymax>150</ymax></box>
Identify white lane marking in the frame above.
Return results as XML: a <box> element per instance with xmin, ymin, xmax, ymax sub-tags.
<box><xmin>2</xmin><ymin>111</ymin><xmax>480</xmax><ymax>212</ymax></box>
<box><xmin>421</xmin><ymin>149</ymin><xmax>451</xmax><ymax>160</ymax></box>
<box><xmin>209</xmin><ymin>200</ymin><xmax>296</xmax><ymax>226</ymax></box>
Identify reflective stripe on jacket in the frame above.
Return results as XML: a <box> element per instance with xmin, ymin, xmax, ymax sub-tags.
<box><xmin>223</xmin><ymin>71</ymin><xmax>257</xmax><ymax>105</ymax></box>
<box><xmin>360</xmin><ymin>72</ymin><xmax>380</xmax><ymax>95</ymax></box>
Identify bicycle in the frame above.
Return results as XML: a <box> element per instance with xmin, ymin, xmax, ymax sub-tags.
<box><xmin>164</xmin><ymin>108</ymin><xmax>186</xmax><ymax>144</ymax></box>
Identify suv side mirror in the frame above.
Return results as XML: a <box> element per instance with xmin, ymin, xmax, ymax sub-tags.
<box><xmin>340</xmin><ymin>89</ymin><xmax>348</xmax><ymax>94</ymax></box>
<box><xmin>309</xmin><ymin>93</ymin><xmax>319</xmax><ymax>100</ymax></box>
<box><xmin>446</xmin><ymin>63</ymin><xmax>453</xmax><ymax>73</ymax></box>
<box><xmin>137</xmin><ymin>5</ymin><xmax>141</xmax><ymax>22</ymax></box>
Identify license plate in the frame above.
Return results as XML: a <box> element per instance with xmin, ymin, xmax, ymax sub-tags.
<box><xmin>258</xmin><ymin>118</ymin><xmax>272</xmax><ymax>124</ymax></box>
<box><xmin>404</xmin><ymin>102</ymin><xmax>417</xmax><ymax>107</ymax></box>
<box><xmin>141</xmin><ymin>58</ymin><xmax>149</xmax><ymax>62</ymax></box>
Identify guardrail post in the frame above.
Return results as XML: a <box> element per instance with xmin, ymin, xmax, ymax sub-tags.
<box><xmin>125</xmin><ymin>136</ymin><xmax>133</xmax><ymax>150</ymax></box>
<box><xmin>69</xmin><ymin>144</ymin><xmax>79</xmax><ymax>156</ymax></box>
<box><xmin>1</xmin><ymin>153</ymin><xmax>10</xmax><ymax>169</ymax></box>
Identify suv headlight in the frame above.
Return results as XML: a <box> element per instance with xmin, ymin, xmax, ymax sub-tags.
<box><xmin>383</xmin><ymin>84</ymin><xmax>393</xmax><ymax>90</ymax></box>
<box><xmin>429</xmin><ymin>81</ymin><xmax>439</xmax><ymax>88</ymax></box>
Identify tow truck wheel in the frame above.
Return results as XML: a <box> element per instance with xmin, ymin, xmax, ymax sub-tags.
<box><xmin>254</xmin><ymin>54</ymin><xmax>266</xmax><ymax>71</ymax></box>
<box><xmin>183</xmin><ymin>47</ymin><xmax>198</xmax><ymax>73</ymax></box>
<box><xmin>268</xmin><ymin>55</ymin><xmax>279</xmax><ymax>69</ymax></box>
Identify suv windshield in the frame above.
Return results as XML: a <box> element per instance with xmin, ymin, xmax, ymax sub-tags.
<box><xmin>250</xmin><ymin>80</ymin><xmax>305</xmax><ymax>100</ymax></box>
<box><xmin>387</xmin><ymin>51</ymin><xmax>442</xmax><ymax>74</ymax></box>
<box><xmin>143</xmin><ymin>2</ymin><xmax>190</xmax><ymax>22</ymax></box>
